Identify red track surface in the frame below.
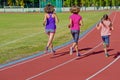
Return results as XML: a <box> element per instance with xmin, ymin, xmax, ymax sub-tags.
<box><xmin>0</xmin><ymin>11</ymin><xmax>120</xmax><ymax>80</ymax></box>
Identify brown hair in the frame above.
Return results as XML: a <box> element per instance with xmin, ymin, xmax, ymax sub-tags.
<box><xmin>102</xmin><ymin>14</ymin><xmax>109</xmax><ymax>20</ymax></box>
<box><xmin>101</xmin><ymin>14</ymin><xmax>109</xmax><ymax>24</ymax></box>
<box><xmin>70</xmin><ymin>5</ymin><xmax>80</xmax><ymax>14</ymax></box>
<box><xmin>44</xmin><ymin>4</ymin><xmax>55</xmax><ymax>13</ymax></box>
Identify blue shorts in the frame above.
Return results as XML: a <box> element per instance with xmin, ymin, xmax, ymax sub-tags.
<box><xmin>71</xmin><ymin>30</ymin><xmax>80</xmax><ymax>43</ymax></box>
<box><xmin>45</xmin><ymin>29</ymin><xmax>56</xmax><ymax>34</ymax></box>
<box><xmin>102</xmin><ymin>35</ymin><xmax>110</xmax><ymax>45</ymax></box>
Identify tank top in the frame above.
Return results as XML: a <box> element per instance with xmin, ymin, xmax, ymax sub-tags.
<box><xmin>46</xmin><ymin>13</ymin><xmax>56</xmax><ymax>30</ymax></box>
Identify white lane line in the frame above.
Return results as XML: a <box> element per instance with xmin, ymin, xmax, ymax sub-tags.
<box><xmin>86</xmin><ymin>56</ymin><xmax>120</xmax><ymax>80</ymax></box>
<box><xmin>0</xmin><ymin>26</ymin><xmax>95</xmax><ymax>71</ymax></box>
<box><xmin>112</xmin><ymin>11</ymin><xmax>117</xmax><ymax>24</ymax></box>
<box><xmin>25</xmin><ymin>42</ymin><xmax>102</xmax><ymax>80</ymax></box>
<box><xmin>0</xmin><ymin>32</ymin><xmax>40</xmax><ymax>47</ymax></box>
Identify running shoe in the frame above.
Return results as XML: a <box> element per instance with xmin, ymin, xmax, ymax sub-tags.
<box><xmin>77</xmin><ymin>53</ymin><xmax>81</xmax><ymax>57</ymax></box>
<box><xmin>105</xmin><ymin>53</ymin><xmax>109</xmax><ymax>57</ymax></box>
<box><xmin>51</xmin><ymin>49</ymin><xmax>56</xmax><ymax>54</ymax></box>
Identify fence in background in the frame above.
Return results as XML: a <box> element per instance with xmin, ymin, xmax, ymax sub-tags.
<box><xmin>0</xmin><ymin>6</ymin><xmax>119</xmax><ymax>13</ymax></box>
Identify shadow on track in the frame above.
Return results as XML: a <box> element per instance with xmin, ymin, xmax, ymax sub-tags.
<box><xmin>76</xmin><ymin>49</ymin><xmax>114</xmax><ymax>60</ymax></box>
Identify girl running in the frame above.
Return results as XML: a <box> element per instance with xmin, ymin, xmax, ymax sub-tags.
<box><xmin>43</xmin><ymin>4</ymin><xmax>59</xmax><ymax>54</ymax></box>
<box><xmin>96</xmin><ymin>14</ymin><xmax>113</xmax><ymax>57</ymax></box>
<box><xmin>68</xmin><ymin>6</ymin><xmax>83</xmax><ymax>56</ymax></box>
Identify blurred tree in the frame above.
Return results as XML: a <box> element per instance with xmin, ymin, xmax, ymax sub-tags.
<box><xmin>63</xmin><ymin>0</ymin><xmax>70</xmax><ymax>7</ymax></box>
<box><xmin>8</xmin><ymin>0</ymin><xmax>12</xmax><ymax>6</ymax></box>
<box><xmin>0</xmin><ymin>0</ymin><xmax>120</xmax><ymax>8</ymax></box>
<box><xmin>81</xmin><ymin>0</ymin><xmax>85</xmax><ymax>6</ymax></box>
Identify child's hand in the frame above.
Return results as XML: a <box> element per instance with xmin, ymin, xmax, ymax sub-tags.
<box><xmin>97</xmin><ymin>23</ymin><xmax>99</xmax><ymax>27</ymax></box>
<box><xmin>109</xmin><ymin>23</ymin><xmax>113</xmax><ymax>30</ymax></box>
<box><xmin>96</xmin><ymin>23</ymin><xmax>100</xmax><ymax>30</ymax></box>
<box><xmin>110</xmin><ymin>27</ymin><xmax>113</xmax><ymax>31</ymax></box>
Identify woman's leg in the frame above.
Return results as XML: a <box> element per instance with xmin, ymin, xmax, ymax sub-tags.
<box><xmin>70</xmin><ymin>30</ymin><xmax>80</xmax><ymax>56</ymax></box>
<box><xmin>44</xmin><ymin>32</ymin><xmax>55</xmax><ymax>53</ymax></box>
<box><xmin>47</xmin><ymin>32</ymin><xmax>55</xmax><ymax>48</ymax></box>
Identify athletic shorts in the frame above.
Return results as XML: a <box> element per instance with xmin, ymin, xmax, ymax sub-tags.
<box><xmin>45</xmin><ymin>29</ymin><xmax>56</xmax><ymax>34</ymax></box>
<box><xmin>102</xmin><ymin>35</ymin><xmax>110</xmax><ymax>45</ymax></box>
<box><xmin>71</xmin><ymin>30</ymin><xmax>80</xmax><ymax>43</ymax></box>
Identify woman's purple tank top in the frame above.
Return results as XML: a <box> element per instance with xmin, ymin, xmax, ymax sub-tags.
<box><xmin>46</xmin><ymin>13</ymin><xmax>56</xmax><ymax>30</ymax></box>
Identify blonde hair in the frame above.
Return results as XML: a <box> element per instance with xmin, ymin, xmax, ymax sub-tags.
<box><xmin>70</xmin><ymin>6</ymin><xmax>80</xmax><ymax>14</ymax></box>
<box><xmin>44</xmin><ymin>4</ymin><xmax>55</xmax><ymax>13</ymax></box>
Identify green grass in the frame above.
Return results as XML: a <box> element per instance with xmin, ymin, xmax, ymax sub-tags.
<box><xmin>0</xmin><ymin>11</ymin><xmax>109</xmax><ymax>64</ymax></box>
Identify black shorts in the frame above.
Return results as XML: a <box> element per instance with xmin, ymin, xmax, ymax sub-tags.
<box><xmin>71</xmin><ymin>30</ymin><xmax>80</xmax><ymax>43</ymax></box>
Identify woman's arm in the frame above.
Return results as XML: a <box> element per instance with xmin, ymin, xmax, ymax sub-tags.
<box><xmin>68</xmin><ymin>18</ymin><xmax>72</xmax><ymax>28</ymax></box>
<box><xmin>43</xmin><ymin>14</ymin><xmax>47</xmax><ymax>26</ymax></box>
<box><xmin>54</xmin><ymin>13</ymin><xmax>59</xmax><ymax>23</ymax></box>
<box><xmin>79</xmin><ymin>20</ymin><xmax>83</xmax><ymax>26</ymax></box>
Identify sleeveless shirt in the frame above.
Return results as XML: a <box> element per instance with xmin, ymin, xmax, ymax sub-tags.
<box><xmin>46</xmin><ymin>13</ymin><xmax>56</xmax><ymax>30</ymax></box>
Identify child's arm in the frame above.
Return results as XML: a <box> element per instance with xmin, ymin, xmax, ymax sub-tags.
<box><xmin>96</xmin><ymin>23</ymin><xmax>101</xmax><ymax>30</ymax></box>
<box><xmin>109</xmin><ymin>22</ymin><xmax>113</xmax><ymax>30</ymax></box>
<box><xmin>109</xmin><ymin>18</ymin><xmax>114</xmax><ymax>30</ymax></box>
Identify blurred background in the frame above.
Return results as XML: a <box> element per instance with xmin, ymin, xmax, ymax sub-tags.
<box><xmin>0</xmin><ymin>0</ymin><xmax>120</xmax><ymax>12</ymax></box>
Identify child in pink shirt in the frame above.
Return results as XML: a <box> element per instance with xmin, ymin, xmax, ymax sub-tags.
<box><xmin>68</xmin><ymin>6</ymin><xmax>83</xmax><ymax>56</ymax></box>
<box><xmin>96</xmin><ymin>14</ymin><xmax>113</xmax><ymax>57</ymax></box>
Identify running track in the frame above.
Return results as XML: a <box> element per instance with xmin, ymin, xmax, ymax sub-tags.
<box><xmin>0</xmin><ymin>11</ymin><xmax>120</xmax><ymax>80</ymax></box>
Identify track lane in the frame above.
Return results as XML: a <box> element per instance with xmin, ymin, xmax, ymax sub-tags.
<box><xmin>86</xmin><ymin>11</ymin><xmax>120</xmax><ymax>80</ymax></box>
<box><xmin>0</xmin><ymin>20</ymin><xmax>101</xmax><ymax>80</ymax></box>
<box><xmin>0</xmin><ymin>21</ymin><xmax>98</xmax><ymax>80</ymax></box>
<box><xmin>0</xmin><ymin>11</ymin><xmax>119</xmax><ymax>80</ymax></box>
<box><xmin>25</xmin><ymin>12</ymin><xmax>120</xmax><ymax>80</ymax></box>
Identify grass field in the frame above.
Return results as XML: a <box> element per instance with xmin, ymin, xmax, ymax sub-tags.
<box><xmin>0</xmin><ymin>11</ymin><xmax>110</xmax><ymax>64</ymax></box>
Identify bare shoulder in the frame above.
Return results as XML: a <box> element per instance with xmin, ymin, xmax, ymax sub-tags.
<box><xmin>52</xmin><ymin>13</ymin><xmax>57</xmax><ymax>17</ymax></box>
<box><xmin>44</xmin><ymin>13</ymin><xmax>49</xmax><ymax>18</ymax></box>
<box><xmin>52</xmin><ymin>13</ymin><xmax>55</xmax><ymax>15</ymax></box>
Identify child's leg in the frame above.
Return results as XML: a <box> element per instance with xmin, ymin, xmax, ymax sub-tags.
<box><xmin>103</xmin><ymin>43</ymin><xmax>107</xmax><ymax>53</ymax></box>
<box><xmin>103</xmin><ymin>43</ymin><xmax>109</xmax><ymax>57</ymax></box>
<box><xmin>102</xmin><ymin>35</ymin><xmax>110</xmax><ymax>57</ymax></box>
